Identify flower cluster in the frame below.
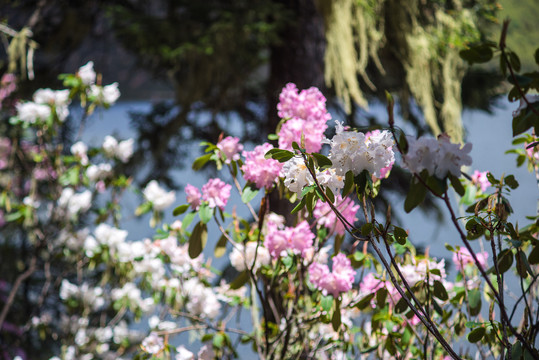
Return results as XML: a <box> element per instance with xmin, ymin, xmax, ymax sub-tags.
<box><xmin>217</xmin><ymin>136</ymin><xmax>243</xmax><ymax>164</ymax></box>
<box><xmin>143</xmin><ymin>180</ymin><xmax>176</xmax><ymax>211</ymax></box>
<box><xmin>277</xmin><ymin>83</ymin><xmax>331</xmax><ymax>153</ymax></box>
<box><xmin>264</xmin><ymin>220</ymin><xmax>315</xmax><ymax>258</ymax></box>
<box><xmin>313</xmin><ymin>194</ymin><xmax>359</xmax><ymax>236</ymax></box>
<box><xmin>471</xmin><ymin>170</ymin><xmax>490</xmax><ymax>192</ymax></box>
<box><xmin>309</xmin><ymin>253</ymin><xmax>356</xmax><ymax>297</ymax></box>
<box><xmin>241</xmin><ymin>143</ymin><xmax>283</xmax><ymax>189</ymax></box>
<box><xmin>185</xmin><ymin>178</ymin><xmax>231</xmax><ymax>210</ymax></box>
<box><xmin>325</xmin><ymin>121</ymin><xmax>395</xmax><ymax>178</ymax></box>
<box><xmin>403</xmin><ymin>134</ymin><xmax>472</xmax><ymax>178</ymax></box>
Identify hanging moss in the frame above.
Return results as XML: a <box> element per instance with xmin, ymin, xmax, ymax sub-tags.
<box><xmin>318</xmin><ymin>0</ymin><xmax>488</xmax><ymax>143</ymax></box>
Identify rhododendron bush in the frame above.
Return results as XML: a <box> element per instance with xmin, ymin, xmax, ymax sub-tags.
<box><xmin>2</xmin><ymin>23</ymin><xmax>539</xmax><ymax>360</ymax></box>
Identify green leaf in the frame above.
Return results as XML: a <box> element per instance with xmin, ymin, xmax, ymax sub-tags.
<box><xmin>267</xmin><ymin>133</ymin><xmax>278</xmax><ymax>140</ymax></box>
<box><xmin>497</xmin><ymin>249</ymin><xmax>514</xmax><ymax>274</ymax></box>
<box><xmin>214</xmin><ymin>234</ymin><xmax>228</xmax><ymax>258</ymax></box>
<box><xmin>188</xmin><ymin>222</ymin><xmax>208</xmax><ymax>258</ymax></box>
<box><xmin>135</xmin><ymin>201</ymin><xmax>152</xmax><ymax>216</ymax></box>
<box><xmin>291</xmin><ymin>197</ymin><xmax>307</xmax><ymax>214</ymax></box>
<box><xmin>433</xmin><ymin>280</ymin><xmax>448</xmax><ymax>301</ymax></box>
<box><xmin>311</xmin><ymin>153</ymin><xmax>332</xmax><ymax>168</ymax></box>
<box><xmin>512</xmin><ymin>341</ymin><xmax>523</xmax><ymax>360</ymax></box>
<box><xmin>213</xmin><ymin>333</ymin><xmax>225</xmax><ymax>348</ymax></box>
<box><xmin>449</xmin><ymin>174</ymin><xmax>465</xmax><ymax>196</ymax></box>
<box><xmin>404</xmin><ymin>178</ymin><xmax>427</xmax><ymax>213</ymax></box>
<box><xmin>173</xmin><ymin>204</ymin><xmax>189</xmax><ymax>216</ymax></box>
<box><xmin>508</xmin><ymin>51</ymin><xmax>521</xmax><ymax>72</ymax></box>
<box><xmin>468</xmin><ymin>289</ymin><xmax>482</xmax><ymax>316</ymax></box>
<box><xmin>241</xmin><ymin>185</ymin><xmax>259</xmax><ymax>204</ymax></box>
<box><xmin>393</xmin><ymin>226</ymin><xmax>408</xmax><ymax>245</ymax></box>
<box><xmin>321</xmin><ymin>295</ymin><xmax>334</xmax><ymax>313</ymax></box>
<box><xmin>182</xmin><ymin>212</ymin><xmax>196</xmax><ymax>229</ymax></box>
<box><xmin>198</xmin><ymin>203</ymin><xmax>214</xmax><ymax>224</ymax></box>
<box><xmin>192</xmin><ymin>153</ymin><xmax>213</xmax><ymax>171</ymax></box>
<box><xmin>467</xmin><ymin>327</ymin><xmax>485</xmax><ymax>343</ymax></box>
<box><xmin>395</xmin><ymin>296</ymin><xmax>409</xmax><ymax>314</ymax></box>
<box><xmin>465</xmin><ymin>218</ymin><xmax>484</xmax><ymax>240</ymax></box>
<box><xmin>230</xmin><ymin>270</ymin><xmax>249</xmax><ymax>290</ymax></box>
<box><xmin>504</xmin><ymin>174</ymin><xmax>519</xmax><ymax>189</ymax></box>
<box><xmin>535</xmin><ymin>48</ymin><xmax>539</xmax><ymax>66</ymax></box>
<box><xmin>325</xmin><ymin>186</ymin><xmax>335</xmax><ymax>204</ymax></box>
<box><xmin>516</xmin><ymin>250</ymin><xmax>529</xmax><ymax>278</ymax></box>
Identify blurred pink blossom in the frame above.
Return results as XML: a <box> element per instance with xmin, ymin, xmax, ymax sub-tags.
<box><xmin>309</xmin><ymin>253</ymin><xmax>356</xmax><ymax>297</ymax></box>
<box><xmin>217</xmin><ymin>136</ymin><xmax>243</xmax><ymax>164</ymax></box>
<box><xmin>201</xmin><ymin>178</ymin><xmax>231</xmax><ymax>210</ymax></box>
<box><xmin>185</xmin><ymin>184</ymin><xmax>201</xmax><ymax>210</ymax></box>
<box><xmin>313</xmin><ymin>195</ymin><xmax>359</xmax><ymax>236</ymax></box>
<box><xmin>452</xmin><ymin>248</ymin><xmax>488</xmax><ymax>270</ymax></box>
<box><xmin>264</xmin><ymin>220</ymin><xmax>314</xmax><ymax>258</ymax></box>
<box><xmin>471</xmin><ymin>170</ymin><xmax>489</xmax><ymax>192</ymax></box>
<box><xmin>241</xmin><ymin>143</ymin><xmax>283</xmax><ymax>189</ymax></box>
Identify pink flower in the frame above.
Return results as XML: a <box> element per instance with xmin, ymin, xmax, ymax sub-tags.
<box><xmin>264</xmin><ymin>220</ymin><xmax>314</xmax><ymax>258</ymax></box>
<box><xmin>241</xmin><ymin>143</ymin><xmax>283</xmax><ymax>189</ymax></box>
<box><xmin>309</xmin><ymin>253</ymin><xmax>356</xmax><ymax>297</ymax></box>
<box><xmin>471</xmin><ymin>170</ymin><xmax>489</xmax><ymax>192</ymax></box>
<box><xmin>276</xmin><ymin>83</ymin><xmax>330</xmax><ymax>153</ymax></box>
<box><xmin>313</xmin><ymin>195</ymin><xmax>359</xmax><ymax>236</ymax></box>
<box><xmin>0</xmin><ymin>138</ymin><xmax>11</xmax><ymax>170</ymax></box>
<box><xmin>185</xmin><ymin>184</ymin><xmax>201</xmax><ymax>210</ymax></box>
<box><xmin>452</xmin><ymin>248</ymin><xmax>488</xmax><ymax>270</ymax></box>
<box><xmin>277</xmin><ymin>83</ymin><xmax>332</xmax><ymax>124</ymax></box>
<box><xmin>217</xmin><ymin>136</ymin><xmax>243</xmax><ymax>164</ymax></box>
<box><xmin>201</xmin><ymin>178</ymin><xmax>231</xmax><ymax>210</ymax></box>
<box><xmin>359</xmin><ymin>273</ymin><xmax>385</xmax><ymax>294</ymax></box>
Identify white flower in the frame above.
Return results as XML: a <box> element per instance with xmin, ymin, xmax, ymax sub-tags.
<box><xmin>16</xmin><ymin>102</ymin><xmax>51</xmax><ymax>124</ymax></box>
<box><xmin>282</xmin><ymin>156</ymin><xmax>313</xmax><ymax>194</ymax></box>
<box><xmin>58</xmin><ymin>188</ymin><xmax>92</xmax><ymax>218</ymax></box>
<box><xmin>70</xmin><ymin>141</ymin><xmax>89</xmax><ymax>165</ymax></box>
<box><xmin>78</xmin><ymin>61</ymin><xmax>96</xmax><ymax>85</ymax></box>
<box><xmin>403</xmin><ymin>134</ymin><xmax>472</xmax><ymax>178</ymax></box>
<box><xmin>183</xmin><ymin>278</ymin><xmax>221</xmax><ymax>318</ymax></box>
<box><xmin>23</xmin><ymin>196</ymin><xmax>40</xmax><ymax>209</ymax></box>
<box><xmin>86</xmin><ymin>163</ymin><xmax>112</xmax><ymax>182</ymax></box>
<box><xmin>229</xmin><ymin>242</ymin><xmax>271</xmax><ymax>272</ymax></box>
<box><xmin>176</xmin><ymin>346</ymin><xmax>195</xmax><ymax>360</ymax></box>
<box><xmin>143</xmin><ymin>180</ymin><xmax>176</xmax><ymax>211</ymax></box>
<box><xmin>316</xmin><ymin>168</ymin><xmax>344</xmax><ymax>195</ymax></box>
<box><xmin>90</xmin><ymin>82</ymin><xmax>121</xmax><ymax>105</ymax></box>
<box><xmin>325</xmin><ymin>121</ymin><xmax>394</xmax><ymax>178</ymax></box>
<box><xmin>94</xmin><ymin>223</ymin><xmax>128</xmax><ymax>248</ymax></box>
<box><xmin>95</xmin><ymin>326</ymin><xmax>113</xmax><ymax>342</ymax></box>
<box><xmin>59</xmin><ymin>279</ymin><xmax>78</xmax><ymax>300</ymax></box>
<box><xmin>33</xmin><ymin>88</ymin><xmax>70</xmax><ymax>121</ymax></box>
<box><xmin>102</xmin><ymin>135</ymin><xmax>118</xmax><ymax>156</ymax></box>
<box><xmin>141</xmin><ymin>332</ymin><xmax>164</xmax><ymax>354</ymax></box>
<box><xmin>116</xmin><ymin>138</ymin><xmax>134</xmax><ymax>162</ymax></box>
<box><xmin>513</xmin><ymin>94</ymin><xmax>539</xmax><ymax>117</ymax></box>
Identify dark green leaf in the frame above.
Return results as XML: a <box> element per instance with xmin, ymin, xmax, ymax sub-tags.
<box><xmin>192</xmin><ymin>153</ymin><xmax>213</xmax><ymax>170</ymax></box>
<box><xmin>376</xmin><ymin>288</ymin><xmax>388</xmax><ymax>307</ymax></box>
<box><xmin>188</xmin><ymin>222</ymin><xmax>208</xmax><ymax>258</ymax></box>
<box><xmin>535</xmin><ymin>48</ymin><xmax>539</xmax><ymax>65</ymax></box>
<box><xmin>331</xmin><ymin>299</ymin><xmax>341</xmax><ymax>332</ymax></box>
<box><xmin>395</xmin><ymin>296</ymin><xmax>409</xmax><ymax>314</ymax></box>
<box><xmin>528</xmin><ymin>245</ymin><xmax>539</xmax><ymax>265</ymax></box>
<box><xmin>404</xmin><ymin>178</ymin><xmax>427</xmax><ymax>213</ymax></box>
<box><xmin>504</xmin><ymin>174</ymin><xmax>519</xmax><ymax>189</ymax></box>
<box><xmin>311</xmin><ymin>153</ymin><xmax>333</xmax><ymax>168</ymax></box>
<box><xmin>342</xmin><ymin>170</ymin><xmax>355</xmax><ymax>197</ymax></box>
<box><xmin>512</xmin><ymin>341</ymin><xmax>523</xmax><ymax>360</ymax></box>
<box><xmin>459</xmin><ymin>44</ymin><xmax>493</xmax><ymax>64</ymax></box>
<box><xmin>516</xmin><ymin>250</ymin><xmax>529</xmax><ymax>278</ymax></box>
<box><xmin>230</xmin><ymin>270</ymin><xmax>249</xmax><ymax>289</ymax></box>
<box><xmin>241</xmin><ymin>185</ymin><xmax>259</xmax><ymax>204</ymax></box>
<box><xmin>355</xmin><ymin>293</ymin><xmax>375</xmax><ymax>310</ymax></box>
<box><xmin>508</xmin><ymin>51</ymin><xmax>521</xmax><ymax>72</ymax></box>
<box><xmin>325</xmin><ymin>186</ymin><xmax>335</xmax><ymax>204</ymax></box>
<box><xmin>426</xmin><ymin>175</ymin><xmax>447</xmax><ymax>196</ymax></box>
<box><xmin>393</xmin><ymin>226</ymin><xmax>408</xmax><ymax>245</ymax></box>
<box><xmin>361</xmin><ymin>223</ymin><xmax>373</xmax><ymax>237</ymax></box>
<box><xmin>433</xmin><ymin>280</ymin><xmax>448</xmax><ymax>301</ymax></box>
<box><xmin>498</xmin><ymin>249</ymin><xmax>514</xmax><ymax>274</ymax></box>
<box><xmin>449</xmin><ymin>174</ymin><xmax>465</xmax><ymax>196</ymax></box>
<box><xmin>291</xmin><ymin>197</ymin><xmax>307</xmax><ymax>214</ymax></box>
<box><xmin>173</xmin><ymin>204</ymin><xmax>189</xmax><ymax>216</ymax></box>
<box><xmin>467</xmin><ymin>327</ymin><xmax>485</xmax><ymax>343</ymax></box>
<box><xmin>135</xmin><ymin>202</ymin><xmax>152</xmax><ymax>216</ymax></box>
